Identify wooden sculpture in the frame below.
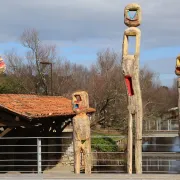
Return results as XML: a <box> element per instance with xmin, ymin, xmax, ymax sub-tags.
<box><xmin>121</xmin><ymin>3</ymin><xmax>143</xmax><ymax>174</ymax></box>
<box><xmin>0</xmin><ymin>57</ymin><xmax>6</xmax><ymax>74</ymax></box>
<box><xmin>175</xmin><ymin>55</ymin><xmax>180</xmax><ymax>135</ymax></box>
<box><xmin>175</xmin><ymin>55</ymin><xmax>180</xmax><ymax>76</ymax></box>
<box><xmin>72</xmin><ymin>91</ymin><xmax>91</xmax><ymax>174</ymax></box>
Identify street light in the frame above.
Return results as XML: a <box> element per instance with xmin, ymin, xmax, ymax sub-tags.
<box><xmin>40</xmin><ymin>61</ymin><xmax>53</xmax><ymax>96</ymax></box>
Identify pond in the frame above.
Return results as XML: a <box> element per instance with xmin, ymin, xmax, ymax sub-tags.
<box><xmin>142</xmin><ymin>137</ymin><xmax>180</xmax><ymax>173</ymax></box>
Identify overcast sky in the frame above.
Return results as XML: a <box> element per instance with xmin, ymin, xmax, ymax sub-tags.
<box><xmin>0</xmin><ymin>0</ymin><xmax>179</xmax><ymax>86</ymax></box>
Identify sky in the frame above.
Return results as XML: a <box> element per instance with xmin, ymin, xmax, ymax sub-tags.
<box><xmin>0</xmin><ymin>0</ymin><xmax>179</xmax><ymax>87</ymax></box>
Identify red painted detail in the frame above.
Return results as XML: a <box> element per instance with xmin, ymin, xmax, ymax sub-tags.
<box><xmin>125</xmin><ymin>76</ymin><xmax>134</xmax><ymax>96</ymax></box>
<box><xmin>0</xmin><ymin>61</ymin><xmax>5</xmax><ymax>68</ymax></box>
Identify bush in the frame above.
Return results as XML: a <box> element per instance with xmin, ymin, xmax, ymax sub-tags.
<box><xmin>91</xmin><ymin>137</ymin><xmax>118</xmax><ymax>152</ymax></box>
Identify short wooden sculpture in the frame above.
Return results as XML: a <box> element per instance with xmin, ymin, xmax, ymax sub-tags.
<box><xmin>72</xmin><ymin>91</ymin><xmax>91</xmax><ymax>174</ymax></box>
<box><xmin>121</xmin><ymin>3</ymin><xmax>143</xmax><ymax>174</ymax></box>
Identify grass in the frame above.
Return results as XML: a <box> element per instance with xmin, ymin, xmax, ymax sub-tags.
<box><xmin>91</xmin><ymin>131</ymin><xmax>127</xmax><ymax>152</ymax></box>
<box><xmin>91</xmin><ymin>130</ymin><xmax>127</xmax><ymax>141</ymax></box>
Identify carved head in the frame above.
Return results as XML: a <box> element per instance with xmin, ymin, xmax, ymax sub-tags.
<box><xmin>0</xmin><ymin>56</ymin><xmax>6</xmax><ymax>74</ymax></box>
<box><xmin>72</xmin><ymin>91</ymin><xmax>89</xmax><ymax>114</ymax></box>
<box><xmin>124</xmin><ymin>3</ymin><xmax>141</xmax><ymax>27</ymax></box>
<box><xmin>175</xmin><ymin>55</ymin><xmax>180</xmax><ymax>76</ymax></box>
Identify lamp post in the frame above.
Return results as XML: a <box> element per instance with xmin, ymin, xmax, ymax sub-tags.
<box><xmin>40</xmin><ymin>61</ymin><xmax>53</xmax><ymax>96</ymax></box>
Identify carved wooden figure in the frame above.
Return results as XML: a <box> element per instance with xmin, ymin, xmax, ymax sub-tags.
<box><xmin>177</xmin><ymin>79</ymin><xmax>180</xmax><ymax>136</ymax></box>
<box><xmin>175</xmin><ymin>55</ymin><xmax>180</xmax><ymax>76</ymax></box>
<box><xmin>0</xmin><ymin>57</ymin><xmax>6</xmax><ymax>74</ymax></box>
<box><xmin>175</xmin><ymin>55</ymin><xmax>180</xmax><ymax>135</ymax></box>
<box><xmin>122</xmin><ymin>3</ymin><xmax>143</xmax><ymax>174</ymax></box>
<box><xmin>72</xmin><ymin>91</ymin><xmax>91</xmax><ymax>174</ymax></box>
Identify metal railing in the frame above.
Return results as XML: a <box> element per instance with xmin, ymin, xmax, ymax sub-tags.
<box><xmin>144</xmin><ymin>119</ymin><xmax>179</xmax><ymax>132</ymax></box>
<box><xmin>91</xmin><ymin>135</ymin><xmax>126</xmax><ymax>173</ymax></box>
<box><xmin>0</xmin><ymin>136</ymin><xmax>74</xmax><ymax>174</ymax></box>
<box><xmin>0</xmin><ymin>135</ymin><xmax>179</xmax><ymax>174</ymax></box>
<box><xmin>142</xmin><ymin>159</ymin><xmax>180</xmax><ymax>174</ymax></box>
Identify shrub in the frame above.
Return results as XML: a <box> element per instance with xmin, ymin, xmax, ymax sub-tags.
<box><xmin>91</xmin><ymin>137</ymin><xmax>118</xmax><ymax>152</ymax></box>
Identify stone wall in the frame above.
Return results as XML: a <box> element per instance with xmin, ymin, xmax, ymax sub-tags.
<box><xmin>60</xmin><ymin>142</ymin><xmax>74</xmax><ymax>166</ymax></box>
<box><xmin>43</xmin><ymin>132</ymin><xmax>74</xmax><ymax>173</ymax></box>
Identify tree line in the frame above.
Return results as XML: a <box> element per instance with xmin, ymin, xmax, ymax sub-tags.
<box><xmin>0</xmin><ymin>28</ymin><xmax>177</xmax><ymax>132</ymax></box>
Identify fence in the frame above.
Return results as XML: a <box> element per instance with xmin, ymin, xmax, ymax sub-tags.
<box><xmin>142</xmin><ymin>152</ymin><xmax>180</xmax><ymax>174</ymax></box>
<box><xmin>0</xmin><ymin>135</ymin><xmax>179</xmax><ymax>174</ymax></box>
<box><xmin>145</xmin><ymin>119</ymin><xmax>179</xmax><ymax>131</ymax></box>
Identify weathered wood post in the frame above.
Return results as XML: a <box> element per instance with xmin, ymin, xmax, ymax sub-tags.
<box><xmin>121</xmin><ymin>3</ymin><xmax>143</xmax><ymax>174</ymax></box>
<box><xmin>175</xmin><ymin>55</ymin><xmax>180</xmax><ymax>136</ymax></box>
<box><xmin>72</xmin><ymin>91</ymin><xmax>91</xmax><ymax>174</ymax></box>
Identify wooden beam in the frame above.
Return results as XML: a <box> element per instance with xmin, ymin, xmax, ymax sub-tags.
<box><xmin>0</xmin><ymin>119</ymin><xmax>32</xmax><ymax>127</ymax></box>
<box><xmin>15</xmin><ymin>116</ymin><xmax>20</xmax><ymax>121</ymax></box>
<box><xmin>0</xmin><ymin>128</ymin><xmax>12</xmax><ymax>137</ymax></box>
<box><xmin>0</xmin><ymin>122</ymin><xmax>6</xmax><ymax>127</ymax></box>
<box><xmin>61</xmin><ymin>119</ymin><xmax>71</xmax><ymax>132</ymax></box>
<box><xmin>0</xmin><ymin>111</ymin><xmax>32</xmax><ymax>127</ymax></box>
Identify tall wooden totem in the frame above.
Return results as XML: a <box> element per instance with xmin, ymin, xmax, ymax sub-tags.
<box><xmin>121</xmin><ymin>3</ymin><xmax>143</xmax><ymax>174</ymax></box>
<box><xmin>175</xmin><ymin>55</ymin><xmax>180</xmax><ymax>135</ymax></box>
<box><xmin>72</xmin><ymin>91</ymin><xmax>91</xmax><ymax>174</ymax></box>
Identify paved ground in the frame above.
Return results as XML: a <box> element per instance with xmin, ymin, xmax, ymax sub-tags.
<box><xmin>0</xmin><ymin>174</ymin><xmax>179</xmax><ymax>180</ymax></box>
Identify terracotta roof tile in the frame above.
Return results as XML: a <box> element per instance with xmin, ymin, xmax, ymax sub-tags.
<box><xmin>0</xmin><ymin>94</ymin><xmax>95</xmax><ymax>119</ymax></box>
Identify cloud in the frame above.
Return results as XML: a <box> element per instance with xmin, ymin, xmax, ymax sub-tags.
<box><xmin>0</xmin><ymin>0</ymin><xmax>179</xmax><ymax>48</ymax></box>
<box><xmin>0</xmin><ymin>0</ymin><xmax>179</xmax><ymax>86</ymax></box>
<box><xmin>142</xmin><ymin>57</ymin><xmax>177</xmax><ymax>87</ymax></box>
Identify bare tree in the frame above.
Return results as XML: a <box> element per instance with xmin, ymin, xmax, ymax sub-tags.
<box><xmin>2</xmin><ymin>37</ymin><xmax>178</xmax><ymax>134</ymax></box>
<box><xmin>20</xmin><ymin>28</ymin><xmax>56</xmax><ymax>95</ymax></box>
<box><xmin>89</xmin><ymin>49</ymin><xmax>128</xmax><ymax>131</ymax></box>
<box><xmin>4</xmin><ymin>49</ymin><xmax>34</xmax><ymax>93</ymax></box>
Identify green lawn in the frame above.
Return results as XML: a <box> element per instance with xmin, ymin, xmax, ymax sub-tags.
<box><xmin>91</xmin><ymin>131</ymin><xmax>127</xmax><ymax>152</ymax></box>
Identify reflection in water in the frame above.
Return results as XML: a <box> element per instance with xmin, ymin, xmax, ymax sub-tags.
<box><xmin>143</xmin><ymin>137</ymin><xmax>180</xmax><ymax>174</ymax></box>
<box><xmin>171</xmin><ymin>137</ymin><xmax>180</xmax><ymax>152</ymax></box>
<box><xmin>170</xmin><ymin>137</ymin><xmax>180</xmax><ymax>173</ymax></box>
<box><xmin>142</xmin><ymin>141</ymin><xmax>148</xmax><ymax>152</ymax></box>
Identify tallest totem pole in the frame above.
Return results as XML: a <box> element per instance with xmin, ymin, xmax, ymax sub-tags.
<box><xmin>121</xmin><ymin>4</ymin><xmax>143</xmax><ymax>174</ymax></box>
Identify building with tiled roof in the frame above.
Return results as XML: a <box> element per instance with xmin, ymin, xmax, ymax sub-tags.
<box><xmin>0</xmin><ymin>94</ymin><xmax>95</xmax><ymax>173</ymax></box>
<box><xmin>0</xmin><ymin>94</ymin><xmax>95</xmax><ymax>136</ymax></box>
<box><xmin>0</xmin><ymin>94</ymin><xmax>95</xmax><ymax>119</ymax></box>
